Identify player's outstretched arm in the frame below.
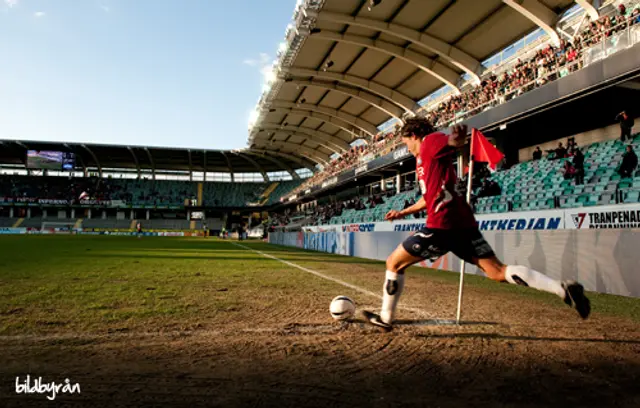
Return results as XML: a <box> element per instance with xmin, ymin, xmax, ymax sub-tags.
<box><xmin>385</xmin><ymin>197</ymin><xmax>426</xmax><ymax>221</ymax></box>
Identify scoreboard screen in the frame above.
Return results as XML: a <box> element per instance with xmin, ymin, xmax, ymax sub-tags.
<box><xmin>26</xmin><ymin>150</ymin><xmax>76</xmax><ymax>171</ymax></box>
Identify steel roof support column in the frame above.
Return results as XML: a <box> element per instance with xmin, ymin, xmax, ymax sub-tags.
<box><xmin>503</xmin><ymin>0</ymin><xmax>561</xmax><ymax>46</ymax></box>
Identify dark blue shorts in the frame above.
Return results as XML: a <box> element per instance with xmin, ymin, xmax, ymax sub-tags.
<box><xmin>401</xmin><ymin>227</ymin><xmax>495</xmax><ymax>264</ymax></box>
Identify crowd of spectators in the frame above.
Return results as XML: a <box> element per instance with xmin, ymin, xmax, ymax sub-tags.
<box><xmin>0</xmin><ymin>175</ymin><xmax>196</xmax><ymax>206</ymax></box>
<box><xmin>0</xmin><ymin>175</ymin><xmax>100</xmax><ymax>202</ymax></box>
<box><xmin>289</xmin><ymin>2</ymin><xmax>639</xmax><ymax>196</ymax></box>
<box><xmin>294</xmin><ymin>131</ymin><xmax>401</xmax><ymax>194</ymax></box>
<box><xmin>532</xmin><ymin>137</ymin><xmax>586</xmax><ymax>184</ymax></box>
<box><xmin>282</xmin><ymin>190</ymin><xmax>408</xmax><ymax>226</ymax></box>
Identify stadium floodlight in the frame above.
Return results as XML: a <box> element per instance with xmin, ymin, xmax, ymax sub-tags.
<box><xmin>264</xmin><ymin>67</ymin><xmax>278</xmax><ymax>85</ymax></box>
<box><xmin>248</xmin><ymin>109</ymin><xmax>261</xmax><ymax>129</ymax></box>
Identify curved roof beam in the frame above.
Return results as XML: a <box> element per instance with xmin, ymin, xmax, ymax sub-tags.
<box><xmin>284</xmin><ymin>67</ymin><xmax>419</xmax><ymax>114</ymax></box>
<box><xmin>220</xmin><ymin>151</ymin><xmax>235</xmax><ymax>182</ymax></box>
<box><xmin>14</xmin><ymin>141</ymin><xmax>29</xmax><ymax>150</ymax></box>
<box><xmin>284</xmin><ymin>78</ymin><xmax>405</xmax><ymax>121</ymax></box>
<box><xmin>203</xmin><ymin>151</ymin><xmax>207</xmax><ymax>181</ymax></box>
<box><xmin>144</xmin><ymin>148</ymin><xmax>156</xmax><ymax>179</ymax></box>
<box><xmin>309</xmin><ymin>30</ymin><xmax>461</xmax><ymax>93</ymax></box>
<box><xmin>257</xmin><ymin>124</ymin><xmax>350</xmax><ymax>152</ymax></box>
<box><xmin>502</xmin><ymin>0</ymin><xmax>560</xmax><ymax>46</ymax></box>
<box><xmin>311</xmin><ymin>10</ymin><xmax>482</xmax><ymax>84</ymax></box>
<box><xmin>81</xmin><ymin>144</ymin><xmax>102</xmax><ymax>177</ymax></box>
<box><xmin>248</xmin><ymin>149</ymin><xmax>317</xmax><ymax>172</ymax></box>
<box><xmin>574</xmin><ymin>0</ymin><xmax>599</xmax><ymax>21</ymax></box>
<box><xmin>127</xmin><ymin>147</ymin><xmax>141</xmax><ymax>178</ymax></box>
<box><xmin>244</xmin><ymin>151</ymin><xmax>300</xmax><ymax>180</ymax></box>
<box><xmin>252</xmin><ymin>141</ymin><xmax>330</xmax><ymax>166</ymax></box>
<box><xmin>233</xmin><ymin>152</ymin><xmax>269</xmax><ymax>182</ymax></box>
<box><xmin>269</xmin><ymin>102</ymin><xmax>378</xmax><ymax>137</ymax></box>
<box><xmin>257</xmin><ymin>130</ymin><xmax>342</xmax><ymax>155</ymax></box>
<box><xmin>264</xmin><ymin>111</ymin><xmax>365</xmax><ymax>141</ymax></box>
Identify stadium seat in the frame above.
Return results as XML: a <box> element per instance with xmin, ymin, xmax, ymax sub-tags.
<box><xmin>624</xmin><ymin>190</ymin><xmax>640</xmax><ymax>203</ymax></box>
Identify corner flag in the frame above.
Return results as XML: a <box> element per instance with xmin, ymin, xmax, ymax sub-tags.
<box><xmin>471</xmin><ymin>128</ymin><xmax>504</xmax><ymax>171</ymax></box>
<box><xmin>456</xmin><ymin>128</ymin><xmax>504</xmax><ymax>324</ymax></box>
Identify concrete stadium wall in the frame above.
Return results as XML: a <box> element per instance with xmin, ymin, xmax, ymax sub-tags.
<box><xmin>269</xmin><ymin>229</ymin><xmax>640</xmax><ymax>299</ymax></box>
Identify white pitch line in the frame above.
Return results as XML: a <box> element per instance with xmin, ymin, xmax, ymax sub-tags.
<box><xmin>232</xmin><ymin>242</ymin><xmax>451</xmax><ymax>322</ymax></box>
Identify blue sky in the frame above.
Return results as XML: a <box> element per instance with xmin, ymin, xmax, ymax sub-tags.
<box><xmin>0</xmin><ymin>0</ymin><xmax>297</xmax><ymax>150</ymax></box>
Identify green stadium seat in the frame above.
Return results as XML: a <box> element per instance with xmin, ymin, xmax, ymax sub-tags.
<box><xmin>624</xmin><ymin>190</ymin><xmax>640</xmax><ymax>203</ymax></box>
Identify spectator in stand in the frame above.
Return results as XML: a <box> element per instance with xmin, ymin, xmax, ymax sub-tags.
<box><xmin>554</xmin><ymin>142</ymin><xmax>567</xmax><ymax>159</ymax></box>
<box><xmin>618</xmin><ymin>145</ymin><xmax>638</xmax><ymax>178</ymax></box>
<box><xmin>532</xmin><ymin>146</ymin><xmax>542</xmax><ymax>160</ymax></box>
<box><xmin>631</xmin><ymin>8</ymin><xmax>640</xmax><ymax>25</ymax></box>
<box><xmin>573</xmin><ymin>148</ymin><xmax>585</xmax><ymax>185</ymax></box>
<box><xmin>563</xmin><ymin>161</ymin><xmax>577</xmax><ymax>180</ymax></box>
<box><xmin>566</xmin><ymin>138</ymin><xmax>578</xmax><ymax>156</ymax></box>
<box><xmin>488</xmin><ymin>179</ymin><xmax>501</xmax><ymax>196</ymax></box>
<box><xmin>478</xmin><ymin>179</ymin><xmax>490</xmax><ymax>198</ymax></box>
<box><xmin>616</xmin><ymin>111</ymin><xmax>634</xmax><ymax>142</ymax></box>
<box><xmin>478</xmin><ymin>178</ymin><xmax>501</xmax><ymax>198</ymax></box>
<box><xmin>619</xmin><ymin>4</ymin><xmax>628</xmax><ymax>20</ymax></box>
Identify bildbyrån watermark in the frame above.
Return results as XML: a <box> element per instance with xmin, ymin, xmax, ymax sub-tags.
<box><xmin>15</xmin><ymin>375</ymin><xmax>81</xmax><ymax>401</ymax></box>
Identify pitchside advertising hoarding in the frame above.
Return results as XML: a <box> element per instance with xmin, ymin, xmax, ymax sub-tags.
<box><xmin>565</xmin><ymin>203</ymin><xmax>640</xmax><ymax>229</ymax></box>
<box><xmin>303</xmin><ymin>203</ymin><xmax>640</xmax><ymax>232</ymax></box>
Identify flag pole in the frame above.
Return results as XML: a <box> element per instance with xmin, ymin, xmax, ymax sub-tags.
<box><xmin>456</xmin><ymin>130</ymin><xmax>474</xmax><ymax>324</ymax></box>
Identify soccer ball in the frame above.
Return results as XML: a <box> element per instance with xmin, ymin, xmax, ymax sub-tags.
<box><xmin>329</xmin><ymin>296</ymin><xmax>355</xmax><ymax>321</ymax></box>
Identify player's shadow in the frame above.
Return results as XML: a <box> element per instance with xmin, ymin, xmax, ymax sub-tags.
<box><xmin>347</xmin><ymin>318</ymin><xmax>499</xmax><ymax>327</ymax></box>
<box><xmin>415</xmin><ymin>332</ymin><xmax>640</xmax><ymax>345</ymax></box>
<box><xmin>394</xmin><ymin>319</ymin><xmax>500</xmax><ymax>327</ymax></box>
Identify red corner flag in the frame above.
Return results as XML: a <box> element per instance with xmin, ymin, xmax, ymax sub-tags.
<box><xmin>471</xmin><ymin>128</ymin><xmax>504</xmax><ymax>171</ymax></box>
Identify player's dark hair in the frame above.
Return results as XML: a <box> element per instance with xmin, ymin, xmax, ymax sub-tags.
<box><xmin>399</xmin><ymin>117</ymin><xmax>435</xmax><ymax>139</ymax></box>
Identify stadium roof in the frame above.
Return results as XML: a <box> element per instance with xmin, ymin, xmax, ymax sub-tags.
<box><xmin>247</xmin><ymin>0</ymin><xmax>588</xmax><ymax>166</ymax></box>
<box><xmin>0</xmin><ymin>140</ymin><xmax>315</xmax><ymax>180</ymax></box>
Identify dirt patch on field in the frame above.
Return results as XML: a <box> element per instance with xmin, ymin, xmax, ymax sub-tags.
<box><xmin>1</xmin><ymin>246</ymin><xmax>640</xmax><ymax>407</ymax></box>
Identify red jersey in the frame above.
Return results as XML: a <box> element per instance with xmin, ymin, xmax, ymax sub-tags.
<box><xmin>416</xmin><ymin>132</ymin><xmax>477</xmax><ymax>230</ymax></box>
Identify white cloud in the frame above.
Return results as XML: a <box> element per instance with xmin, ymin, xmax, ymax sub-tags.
<box><xmin>5</xmin><ymin>0</ymin><xmax>18</xmax><ymax>8</ymax></box>
<box><xmin>243</xmin><ymin>53</ymin><xmax>270</xmax><ymax>68</ymax></box>
<box><xmin>34</xmin><ymin>11</ymin><xmax>45</xmax><ymax>18</ymax></box>
<box><xmin>242</xmin><ymin>53</ymin><xmax>279</xmax><ymax>89</ymax></box>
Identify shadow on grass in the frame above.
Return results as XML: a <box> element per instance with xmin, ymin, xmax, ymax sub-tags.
<box><xmin>416</xmin><ymin>332</ymin><xmax>640</xmax><ymax>345</ymax></box>
<box><xmin>85</xmin><ymin>253</ymin><xmax>385</xmax><ymax>265</ymax></box>
<box><xmin>394</xmin><ymin>319</ymin><xmax>500</xmax><ymax>327</ymax></box>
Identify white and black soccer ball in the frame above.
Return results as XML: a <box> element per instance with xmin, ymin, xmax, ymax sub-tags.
<box><xmin>329</xmin><ymin>296</ymin><xmax>356</xmax><ymax>321</ymax></box>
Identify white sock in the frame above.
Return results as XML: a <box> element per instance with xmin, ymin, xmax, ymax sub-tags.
<box><xmin>505</xmin><ymin>265</ymin><xmax>565</xmax><ymax>298</ymax></box>
<box><xmin>380</xmin><ymin>270</ymin><xmax>405</xmax><ymax>324</ymax></box>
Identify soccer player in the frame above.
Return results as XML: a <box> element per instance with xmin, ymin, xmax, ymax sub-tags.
<box><xmin>362</xmin><ymin>117</ymin><xmax>590</xmax><ymax>331</ymax></box>
<box><xmin>136</xmin><ymin>221</ymin><xmax>143</xmax><ymax>239</ymax></box>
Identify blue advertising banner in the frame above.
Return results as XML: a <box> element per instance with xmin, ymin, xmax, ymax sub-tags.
<box><xmin>0</xmin><ymin>228</ymin><xmax>27</xmax><ymax>235</ymax></box>
<box><xmin>304</xmin><ymin>232</ymin><xmax>354</xmax><ymax>256</ymax></box>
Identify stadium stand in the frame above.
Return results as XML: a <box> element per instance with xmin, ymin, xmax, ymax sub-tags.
<box><xmin>202</xmin><ymin>180</ymin><xmax>301</xmax><ymax>207</ymax></box>
<box><xmin>475</xmin><ymin>135</ymin><xmax>640</xmax><ymax>214</ymax></box>
<box><xmin>0</xmin><ymin>176</ymin><xmax>301</xmax><ymax>209</ymax></box>
<box><xmin>103</xmin><ymin>179</ymin><xmax>197</xmax><ymax>208</ymax></box>
<box><xmin>269</xmin><ymin>132</ymin><xmax>640</xmax><ymax>228</ymax></box>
